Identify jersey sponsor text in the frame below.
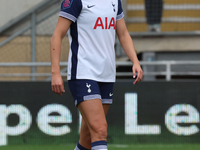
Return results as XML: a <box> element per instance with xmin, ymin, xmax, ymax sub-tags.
<box><xmin>94</xmin><ymin>17</ymin><xmax>115</xmax><ymax>29</ymax></box>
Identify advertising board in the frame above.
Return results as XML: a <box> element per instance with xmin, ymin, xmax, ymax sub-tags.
<box><xmin>0</xmin><ymin>81</ymin><xmax>199</xmax><ymax>145</ymax></box>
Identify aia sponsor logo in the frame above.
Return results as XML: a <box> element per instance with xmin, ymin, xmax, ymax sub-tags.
<box><xmin>94</xmin><ymin>17</ymin><xmax>115</xmax><ymax>29</ymax></box>
<box><xmin>63</xmin><ymin>0</ymin><xmax>73</xmax><ymax>8</ymax></box>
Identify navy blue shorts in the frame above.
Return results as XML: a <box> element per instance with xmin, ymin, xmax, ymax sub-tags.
<box><xmin>68</xmin><ymin>79</ymin><xmax>114</xmax><ymax>106</ymax></box>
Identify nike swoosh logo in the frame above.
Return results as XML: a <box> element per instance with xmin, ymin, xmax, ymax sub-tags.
<box><xmin>87</xmin><ymin>5</ymin><xmax>95</xmax><ymax>8</ymax></box>
<box><xmin>109</xmin><ymin>93</ymin><xmax>113</xmax><ymax>97</ymax></box>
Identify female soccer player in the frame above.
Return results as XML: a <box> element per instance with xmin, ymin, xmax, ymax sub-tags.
<box><xmin>51</xmin><ymin>0</ymin><xmax>143</xmax><ymax>150</ymax></box>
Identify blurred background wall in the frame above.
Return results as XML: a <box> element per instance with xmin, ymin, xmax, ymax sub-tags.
<box><xmin>0</xmin><ymin>0</ymin><xmax>44</xmax><ymax>28</ymax></box>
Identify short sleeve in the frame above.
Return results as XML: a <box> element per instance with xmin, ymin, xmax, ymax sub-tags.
<box><xmin>117</xmin><ymin>0</ymin><xmax>124</xmax><ymax>21</ymax></box>
<box><xmin>59</xmin><ymin>0</ymin><xmax>82</xmax><ymax>22</ymax></box>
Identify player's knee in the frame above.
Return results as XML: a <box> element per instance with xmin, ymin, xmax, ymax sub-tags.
<box><xmin>99</xmin><ymin>126</ymin><xmax>107</xmax><ymax>139</ymax></box>
<box><xmin>94</xmin><ymin>122</ymin><xmax>108</xmax><ymax>139</ymax></box>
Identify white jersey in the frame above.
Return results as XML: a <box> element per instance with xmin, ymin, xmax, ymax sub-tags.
<box><xmin>59</xmin><ymin>0</ymin><xmax>124</xmax><ymax>82</ymax></box>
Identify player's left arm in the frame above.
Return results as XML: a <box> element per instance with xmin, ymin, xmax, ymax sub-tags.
<box><xmin>116</xmin><ymin>18</ymin><xmax>143</xmax><ymax>84</ymax></box>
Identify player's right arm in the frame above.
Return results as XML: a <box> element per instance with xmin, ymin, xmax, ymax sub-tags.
<box><xmin>50</xmin><ymin>17</ymin><xmax>72</xmax><ymax>95</ymax></box>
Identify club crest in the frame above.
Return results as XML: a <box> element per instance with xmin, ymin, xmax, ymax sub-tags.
<box><xmin>63</xmin><ymin>0</ymin><xmax>73</xmax><ymax>9</ymax></box>
<box><xmin>111</xmin><ymin>2</ymin><xmax>116</xmax><ymax>12</ymax></box>
<box><xmin>86</xmin><ymin>83</ymin><xmax>92</xmax><ymax>93</ymax></box>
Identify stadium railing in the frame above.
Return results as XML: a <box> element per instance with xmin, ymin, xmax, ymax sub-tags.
<box><xmin>0</xmin><ymin>61</ymin><xmax>200</xmax><ymax>81</ymax></box>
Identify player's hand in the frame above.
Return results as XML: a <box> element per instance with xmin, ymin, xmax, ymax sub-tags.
<box><xmin>51</xmin><ymin>73</ymin><xmax>65</xmax><ymax>95</ymax></box>
<box><xmin>132</xmin><ymin>62</ymin><xmax>143</xmax><ymax>84</ymax></box>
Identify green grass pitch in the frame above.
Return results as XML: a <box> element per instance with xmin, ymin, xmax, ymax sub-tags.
<box><xmin>1</xmin><ymin>144</ymin><xmax>200</xmax><ymax>150</ymax></box>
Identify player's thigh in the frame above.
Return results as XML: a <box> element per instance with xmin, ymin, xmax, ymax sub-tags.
<box><xmin>78</xmin><ymin>99</ymin><xmax>107</xmax><ymax>131</ymax></box>
<box><xmin>80</xmin><ymin>104</ymin><xmax>110</xmax><ymax>133</ymax></box>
